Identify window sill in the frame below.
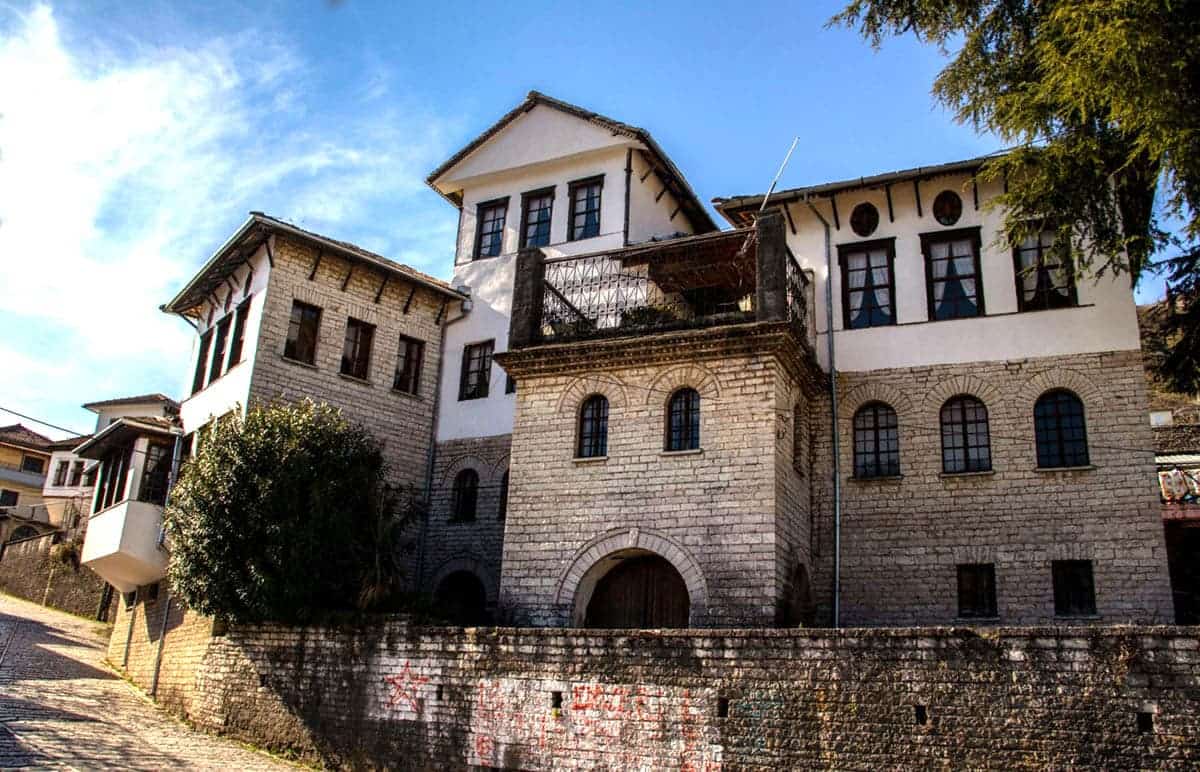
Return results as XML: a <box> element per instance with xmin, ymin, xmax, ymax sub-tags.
<box><xmin>573</xmin><ymin>456</ymin><xmax>608</xmax><ymax>465</ymax></box>
<box><xmin>939</xmin><ymin>470</ymin><xmax>995</xmax><ymax>479</ymax></box>
<box><xmin>660</xmin><ymin>448</ymin><xmax>703</xmax><ymax>457</ymax></box>
<box><xmin>1034</xmin><ymin>465</ymin><xmax>1097</xmax><ymax>474</ymax></box>
<box><xmin>1054</xmin><ymin>614</ymin><xmax>1102</xmax><ymax>621</ymax></box>
<box><xmin>954</xmin><ymin>616</ymin><xmax>1000</xmax><ymax>624</ymax></box>
<box><xmin>391</xmin><ymin>387</ymin><xmax>422</xmax><ymax>400</ymax></box>
<box><xmin>458</xmin><ymin>394</ymin><xmax>489</xmax><ymax>402</ymax></box>
<box><xmin>280</xmin><ymin>354</ymin><xmax>319</xmax><ymax>370</ymax></box>
<box><xmin>849</xmin><ymin>474</ymin><xmax>903</xmax><ymax>483</ymax></box>
<box><xmin>337</xmin><ymin>373</ymin><xmax>373</xmax><ymax>387</ymax></box>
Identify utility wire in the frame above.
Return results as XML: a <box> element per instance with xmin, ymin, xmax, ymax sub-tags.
<box><xmin>0</xmin><ymin>404</ymin><xmax>90</xmax><ymax>438</ymax></box>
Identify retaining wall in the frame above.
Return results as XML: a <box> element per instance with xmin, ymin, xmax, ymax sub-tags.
<box><xmin>0</xmin><ymin>533</ymin><xmax>114</xmax><ymax>620</ymax></box>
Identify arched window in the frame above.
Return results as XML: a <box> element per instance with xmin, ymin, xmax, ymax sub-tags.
<box><xmin>451</xmin><ymin>469</ymin><xmax>478</xmax><ymax>522</ymax></box>
<box><xmin>853</xmin><ymin>402</ymin><xmax>900</xmax><ymax>478</ymax></box>
<box><xmin>498</xmin><ymin>470</ymin><xmax>509</xmax><ymax>521</ymax></box>
<box><xmin>665</xmin><ymin>388</ymin><xmax>701</xmax><ymax>451</ymax></box>
<box><xmin>1035</xmin><ymin>390</ymin><xmax>1089</xmax><ymax>468</ymax></box>
<box><xmin>940</xmin><ymin>395</ymin><xmax>991</xmax><ymax>473</ymax></box>
<box><xmin>577</xmin><ymin>395</ymin><xmax>609</xmax><ymax>458</ymax></box>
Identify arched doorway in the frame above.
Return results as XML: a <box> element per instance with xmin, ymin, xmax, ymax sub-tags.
<box><xmin>584</xmin><ymin>553</ymin><xmax>690</xmax><ymax>629</ymax></box>
<box><xmin>434</xmin><ymin>571</ymin><xmax>490</xmax><ymax>626</ymax></box>
<box><xmin>7</xmin><ymin>525</ymin><xmax>38</xmax><ymax>543</ymax></box>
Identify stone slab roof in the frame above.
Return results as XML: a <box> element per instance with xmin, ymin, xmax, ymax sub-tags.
<box><xmin>1155</xmin><ymin>424</ymin><xmax>1200</xmax><ymax>455</ymax></box>
<box><xmin>0</xmin><ymin>424</ymin><xmax>52</xmax><ymax>451</ymax></box>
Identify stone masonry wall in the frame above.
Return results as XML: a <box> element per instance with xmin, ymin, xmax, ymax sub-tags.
<box><xmin>0</xmin><ymin>533</ymin><xmax>115</xmax><ymax>620</ymax></box>
<box><xmin>806</xmin><ymin>348</ymin><xmax>1174</xmax><ymax>626</ymax></box>
<box><xmin>502</xmin><ymin>351</ymin><xmax>786</xmax><ymax>628</ymax></box>
<box><xmin>248</xmin><ymin>235</ymin><xmax>446</xmax><ymax>498</ymax></box>
<box><xmin>421</xmin><ymin>434</ymin><xmax>511</xmax><ymax>611</ymax></box>
<box><xmin>129</xmin><ymin>614</ymin><xmax>1200</xmax><ymax>770</ymax></box>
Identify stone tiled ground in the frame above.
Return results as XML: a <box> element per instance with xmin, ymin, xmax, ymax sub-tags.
<box><xmin>0</xmin><ymin>593</ymin><xmax>296</xmax><ymax>770</ymax></box>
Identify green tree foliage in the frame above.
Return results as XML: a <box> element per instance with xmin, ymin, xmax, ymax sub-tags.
<box><xmin>165</xmin><ymin>400</ymin><xmax>421</xmax><ymax>623</ymax></box>
<box><xmin>833</xmin><ymin>0</ymin><xmax>1200</xmax><ymax>392</ymax></box>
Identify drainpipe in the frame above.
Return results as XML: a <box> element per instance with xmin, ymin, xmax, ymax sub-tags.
<box><xmin>805</xmin><ymin>197</ymin><xmax>841</xmax><ymax>628</ymax></box>
<box><xmin>416</xmin><ymin>293</ymin><xmax>470</xmax><ymax>591</ymax></box>
<box><xmin>149</xmin><ymin>594</ymin><xmax>171</xmax><ymax>698</ymax></box>
<box><xmin>622</xmin><ymin>148</ymin><xmax>633</xmax><ymax>246</ymax></box>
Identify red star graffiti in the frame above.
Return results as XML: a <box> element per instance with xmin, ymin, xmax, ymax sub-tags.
<box><xmin>383</xmin><ymin>661</ymin><xmax>429</xmax><ymax>713</ymax></box>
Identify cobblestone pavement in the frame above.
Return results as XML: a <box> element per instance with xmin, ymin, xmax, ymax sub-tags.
<box><xmin>0</xmin><ymin>593</ymin><xmax>297</xmax><ymax>770</ymax></box>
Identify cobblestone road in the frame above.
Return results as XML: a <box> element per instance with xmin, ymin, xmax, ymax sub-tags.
<box><xmin>0</xmin><ymin>593</ymin><xmax>296</xmax><ymax>770</ymax></box>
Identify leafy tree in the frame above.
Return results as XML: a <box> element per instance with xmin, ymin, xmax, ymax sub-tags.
<box><xmin>165</xmin><ymin>400</ymin><xmax>421</xmax><ymax>623</ymax></box>
<box><xmin>833</xmin><ymin>0</ymin><xmax>1200</xmax><ymax>392</ymax></box>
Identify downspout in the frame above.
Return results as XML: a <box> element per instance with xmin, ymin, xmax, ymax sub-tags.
<box><xmin>622</xmin><ymin>148</ymin><xmax>633</xmax><ymax>246</ymax></box>
<box><xmin>151</xmin><ymin>428</ymin><xmax>184</xmax><ymax>697</ymax></box>
<box><xmin>416</xmin><ymin>293</ymin><xmax>470</xmax><ymax>592</ymax></box>
<box><xmin>149</xmin><ymin>594</ymin><xmax>171</xmax><ymax>698</ymax></box>
<box><xmin>806</xmin><ymin>197</ymin><xmax>841</xmax><ymax>628</ymax></box>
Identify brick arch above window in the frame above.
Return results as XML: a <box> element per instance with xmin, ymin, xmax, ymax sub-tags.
<box><xmin>645</xmin><ymin>364</ymin><xmax>720</xmax><ymax>406</ymax></box>
<box><xmin>921</xmin><ymin>373</ymin><xmax>1004</xmax><ymax>416</ymax></box>
<box><xmin>490</xmin><ymin>454</ymin><xmax>510</xmax><ymax>479</ymax></box>
<box><xmin>1015</xmin><ymin>368</ymin><xmax>1105</xmax><ymax>415</ymax></box>
<box><xmin>438</xmin><ymin>455</ymin><xmax>492</xmax><ymax>488</ymax></box>
<box><xmin>839</xmin><ymin>381</ymin><xmax>915</xmax><ymax>425</ymax></box>
<box><xmin>430</xmin><ymin>554</ymin><xmax>498</xmax><ymax>602</ymax></box>
<box><xmin>555</xmin><ymin>373</ymin><xmax>629</xmax><ymax>416</ymax></box>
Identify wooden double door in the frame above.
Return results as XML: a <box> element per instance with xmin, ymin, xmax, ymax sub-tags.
<box><xmin>584</xmin><ymin>554</ymin><xmax>690</xmax><ymax>629</ymax></box>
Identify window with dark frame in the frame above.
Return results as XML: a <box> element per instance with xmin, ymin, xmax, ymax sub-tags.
<box><xmin>459</xmin><ymin>340</ymin><xmax>494</xmax><ymax>400</ymax></box>
<box><xmin>284</xmin><ymin>300</ymin><xmax>321</xmax><ymax>365</ymax></box>
<box><xmin>138</xmin><ymin>442</ymin><xmax>172</xmax><ymax>506</ymax></box>
<box><xmin>393</xmin><ymin>335</ymin><xmax>424</xmax><ymax>395</ymax></box>
<box><xmin>666</xmin><ymin>388</ymin><xmax>701</xmax><ymax>451</ymax></box>
<box><xmin>1014</xmin><ymin>228</ymin><xmax>1077</xmax><ymax>311</ymax></box>
<box><xmin>69</xmin><ymin>460</ymin><xmax>84</xmax><ymax>487</ymax></box>
<box><xmin>838</xmin><ymin>240</ymin><xmax>896</xmax><ymax>329</ymax></box>
<box><xmin>53</xmin><ymin>461</ymin><xmax>69</xmax><ymax>487</ymax></box>
<box><xmin>957</xmin><ymin>563</ymin><xmax>997</xmax><ymax>618</ymax></box>
<box><xmin>577</xmin><ymin>395</ymin><xmax>609</xmax><ymax>458</ymax></box>
<box><xmin>922</xmin><ymin>228</ymin><xmax>985</xmax><ymax>321</ymax></box>
<box><xmin>1052</xmin><ymin>560</ymin><xmax>1097</xmax><ymax>617</ymax></box>
<box><xmin>940</xmin><ymin>395</ymin><xmax>992</xmax><ymax>473</ymax></box>
<box><xmin>1034</xmin><ymin>390</ymin><xmax>1089</xmax><ymax>468</ymax></box>
<box><xmin>208</xmin><ymin>314</ymin><xmax>231</xmax><ymax>383</ymax></box>
<box><xmin>475</xmin><ymin>199</ymin><xmax>508</xmax><ymax>259</ymax></box>
<box><xmin>450</xmin><ymin>468</ymin><xmax>478</xmax><ymax>522</ymax></box>
<box><xmin>0</xmin><ymin>489</ymin><xmax>17</xmax><ymax>507</ymax></box>
<box><xmin>568</xmin><ymin>176</ymin><xmax>603</xmax><ymax>241</ymax></box>
<box><xmin>227</xmin><ymin>298</ymin><xmax>251</xmax><ymax>368</ymax></box>
<box><xmin>520</xmin><ymin>188</ymin><xmax>554</xmax><ymax>248</ymax></box>
<box><xmin>498</xmin><ymin>469</ymin><xmax>509</xmax><ymax>521</ymax></box>
<box><xmin>505</xmin><ymin>374</ymin><xmax>516</xmax><ymax>394</ymax></box>
<box><xmin>20</xmin><ymin>455</ymin><xmax>44</xmax><ymax>474</ymax></box>
<box><xmin>192</xmin><ymin>329</ymin><xmax>213</xmax><ymax>394</ymax></box>
<box><xmin>340</xmin><ymin>318</ymin><xmax>375</xmax><ymax>380</ymax></box>
<box><xmin>852</xmin><ymin>402</ymin><xmax>900</xmax><ymax>478</ymax></box>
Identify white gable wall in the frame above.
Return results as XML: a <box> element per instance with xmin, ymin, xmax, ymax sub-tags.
<box><xmin>781</xmin><ymin>172</ymin><xmax>1141</xmax><ymax>372</ymax></box>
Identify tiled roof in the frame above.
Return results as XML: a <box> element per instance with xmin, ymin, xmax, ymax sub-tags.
<box><xmin>45</xmin><ymin>435</ymin><xmax>92</xmax><ymax>451</ymax></box>
<box><xmin>81</xmin><ymin>393</ymin><xmax>178</xmax><ymax>411</ymax></box>
<box><xmin>0</xmin><ymin>424</ymin><xmax>52</xmax><ymax>451</ymax></box>
<box><xmin>426</xmin><ymin>91</ymin><xmax>717</xmax><ymax>234</ymax></box>
<box><xmin>1155</xmin><ymin>424</ymin><xmax>1200</xmax><ymax>455</ymax></box>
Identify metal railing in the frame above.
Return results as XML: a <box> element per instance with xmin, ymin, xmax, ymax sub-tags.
<box><xmin>786</xmin><ymin>251</ymin><xmax>813</xmax><ymax>343</ymax></box>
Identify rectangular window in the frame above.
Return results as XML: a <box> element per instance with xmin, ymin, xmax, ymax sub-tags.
<box><xmin>520</xmin><ymin>187</ymin><xmax>555</xmax><ymax>248</ymax></box>
<box><xmin>459</xmin><ymin>340</ymin><xmax>494</xmax><ymax>401</ymax></box>
<box><xmin>475</xmin><ymin>198</ymin><xmax>508</xmax><ymax>259</ymax></box>
<box><xmin>191</xmin><ymin>329</ymin><xmax>213</xmax><ymax>394</ymax></box>
<box><xmin>284</xmin><ymin>300</ymin><xmax>321</xmax><ymax>365</ymax></box>
<box><xmin>53</xmin><ymin>461</ymin><xmax>69</xmax><ymax>487</ymax></box>
<box><xmin>1052</xmin><ymin>560</ymin><xmax>1097</xmax><ymax>617</ymax></box>
<box><xmin>922</xmin><ymin>227</ymin><xmax>984</xmax><ymax>321</ymax></box>
<box><xmin>838</xmin><ymin>239</ymin><xmax>896</xmax><ymax>329</ymax></box>
<box><xmin>69</xmin><ymin>460</ymin><xmax>84</xmax><ymax>487</ymax></box>
<box><xmin>1013</xmin><ymin>228</ymin><xmax>1077</xmax><ymax>311</ymax></box>
<box><xmin>138</xmin><ymin>442</ymin><xmax>173</xmax><ymax>506</ymax></box>
<box><xmin>957</xmin><ymin>563</ymin><xmax>997</xmax><ymax>618</ymax></box>
<box><xmin>393</xmin><ymin>335</ymin><xmax>425</xmax><ymax>395</ymax></box>
<box><xmin>208</xmin><ymin>315</ymin><xmax>232</xmax><ymax>383</ymax></box>
<box><xmin>568</xmin><ymin>176</ymin><xmax>603</xmax><ymax>241</ymax></box>
<box><xmin>0</xmin><ymin>489</ymin><xmax>16</xmax><ymax>507</ymax></box>
<box><xmin>21</xmin><ymin>455</ymin><xmax>44</xmax><ymax>474</ymax></box>
<box><xmin>340</xmin><ymin>318</ymin><xmax>375</xmax><ymax>380</ymax></box>
<box><xmin>505</xmin><ymin>373</ymin><xmax>516</xmax><ymax>394</ymax></box>
<box><xmin>227</xmin><ymin>298</ymin><xmax>251</xmax><ymax>368</ymax></box>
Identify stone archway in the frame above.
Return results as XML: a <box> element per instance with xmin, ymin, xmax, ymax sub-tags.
<box><xmin>582</xmin><ymin>551</ymin><xmax>690</xmax><ymax>629</ymax></box>
<box><xmin>434</xmin><ymin>570</ymin><xmax>490</xmax><ymax>626</ymax></box>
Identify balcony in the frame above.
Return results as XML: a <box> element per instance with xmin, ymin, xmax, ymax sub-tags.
<box><xmin>509</xmin><ymin>209</ymin><xmax>812</xmax><ymax>349</ymax></box>
<box><xmin>0</xmin><ymin>459</ymin><xmax>47</xmax><ymax>489</ymax></box>
<box><xmin>80</xmin><ymin>499</ymin><xmax>167</xmax><ymax>593</ymax></box>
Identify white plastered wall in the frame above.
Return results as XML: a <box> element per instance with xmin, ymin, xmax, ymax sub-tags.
<box><xmin>781</xmin><ymin>172</ymin><xmax>1141</xmax><ymax>372</ymax></box>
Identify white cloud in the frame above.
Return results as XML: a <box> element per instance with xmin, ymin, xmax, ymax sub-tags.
<box><xmin>0</xmin><ymin>4</ymin><xmax>460</xmax><ymax>435</ymax></box>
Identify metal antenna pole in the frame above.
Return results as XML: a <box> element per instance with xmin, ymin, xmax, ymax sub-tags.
<box><xmin>758</xmin><ymin>136</ymin><xmax>800</xmax><ymax>213</ymax></box>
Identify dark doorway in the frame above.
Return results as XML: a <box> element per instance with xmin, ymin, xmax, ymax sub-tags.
<box><xmin>1166</xmin><ymin>522</ymin><xmax>1200</xmax><ymax>624</ymax></box>
<box><xmin>584</xmin><ymin>554</ymin><xmax>689</xmax><ymax>629</ymax></box>
<box><xmin>434</xmin><ymin>571</ymin><xmax>490</xmax><ymax>626</ymax></box>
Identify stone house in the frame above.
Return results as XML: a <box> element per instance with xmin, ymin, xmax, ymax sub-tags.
<box><xmin>78</xmin><ymin>213</ymin><xmax>467</xmax><ymax>599</ymax></box>
<box><xmin>426</xmin><ymin>93</ymin><xmax>1173</xmax><ymax>628</ymax></box>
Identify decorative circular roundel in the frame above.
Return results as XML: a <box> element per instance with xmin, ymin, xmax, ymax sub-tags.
<box><xmin>849</xmin><ymin>202</ymin><xmax>879</xmax><ymax>238</ymax></box>
<box><xmin>933</xmin><ymin>190</ymin><xmax>963</xmax><ymax>226</ymax></box>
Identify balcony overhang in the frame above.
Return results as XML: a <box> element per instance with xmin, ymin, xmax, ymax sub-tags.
<box><xmin>80</xmin><ymin>499</ymin><xmax>167</xmax><ymax>593</ymax></box>
<box><xmin>74</xmin><ymin>417</ymin><xmax>177</xmax><ymax>460</ymax></box>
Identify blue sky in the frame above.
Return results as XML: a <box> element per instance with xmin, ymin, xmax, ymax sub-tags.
<box><xmin>0</xmin><ymin>0</ymin><xmax>1170</xmax><ymax>438</ymax></box>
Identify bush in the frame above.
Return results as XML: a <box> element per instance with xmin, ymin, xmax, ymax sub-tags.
<box><xmin>164</xmin><ymin>400</ymin><xmax>421</xmax><ymax>623</ymax></box>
